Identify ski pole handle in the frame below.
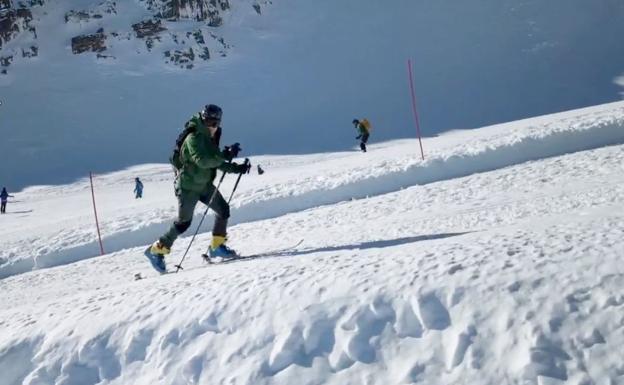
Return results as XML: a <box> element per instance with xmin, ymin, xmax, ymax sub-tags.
<box><xmin>228</xmin><ymin>158</ymin><xmax>249</xmax><ymax>204</ymax></box>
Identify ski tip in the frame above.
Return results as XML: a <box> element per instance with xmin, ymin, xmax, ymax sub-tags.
<box><xmin>201</xmin><ymin>254</ymin><xmax>213</xmax><ymax>264</ymax></box>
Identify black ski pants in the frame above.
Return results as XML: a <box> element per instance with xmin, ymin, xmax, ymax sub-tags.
<box><xmin>360</xmin><ymin>132</ymin><xmax>370</xmax><ymax>152</ymax></box>
<box><xmin>159</xmin><ymin>184</ymin><xmax>230</xmax><ymax>248</ymax></box>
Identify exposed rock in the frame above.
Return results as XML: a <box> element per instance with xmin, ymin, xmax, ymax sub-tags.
<box><xmin>140</xmin><ymin>0</ymin><xmax>229</xmax><ymax>25</ymax></box>
<box><xmin>0</xmin><ymin>13</ymin><xmax>18</xmax><ymax>48</ymax></box>
<box><xmin>16</xmin><ymin>9</ymin><xmax>33</xmax><ymax>21</ymax></box>
<box><xmin>164</xmin><ymin>46</ymin><xmax>195</xmax><ymax>68</ymax></box>
<box><xmin>132</xmin><ymin>19</ymin><xmax>166</xmax><ymax>39</ymax></box>
<box><xmin>21</xmin><ymin>44</ymin><xmax>36</xmax><ymax>57</ymax></box>
<box><xmin>96</xmin><ymin>52</ymin><xmax>114</xmax><ymax>59</ymax></box>
<box><xmin>0</xmin><ymin>7</ymin><xmax>33</xmax><ymax>48</ymax></box>
<box><xmin>65</xmin><ymin>10</ymin><xmax>89</xmax><ymax>23</ymax></box>
<box><xmin>198</xmin><ymin>46</ymin><xmax>209</xmax><ymax>60</ymax></box>
<box><xmin>189</xmin><ymin>30</ymin><xmax>204</xmax><ymax>45</ymax></box>
<box><xmin>64</xmin><ymin>9</ymin><xmax>105</xmax><ymax>23</ymax></box>
<box><xmin>71</xmin><ymin>31</ymin><xmax>106</xmax><ymax>54</ymax></box>
<box><xmin>0</xmin><ymin>0</ymin><xmax>12</xmax><ymax>13</ymax></box>
<box><xmin>209</xmin><ymin>31</ymin><xmax>229</xmax><ymax>56</ymax></box>
<box><xmin>1</xmin><ymin>0</ymin><xmax>266</xmax><ymax>71</ymax></box>
<box><xmin>0</xmin><ymin>54</ymin><xmax>12</xmax><ymax>66</ymax></box>
<box><xmin>145</xmin><ymin>36</ymin><xmax>161</xmax><ymax>51</ymax></box>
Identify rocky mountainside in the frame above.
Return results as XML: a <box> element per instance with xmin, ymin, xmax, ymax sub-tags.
<box><xmin>0</xmin><ymin>0</ymin><xmax>270</xmax><ymax>73</ymax></box>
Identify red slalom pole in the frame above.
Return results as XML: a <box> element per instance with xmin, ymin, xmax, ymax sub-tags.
<box><xmin>89</xmin><ymin>172</ymin><xmax>105</xmax><ymax>255</ymax></box>
<box><xmin>407</xmin><ymin>58</ymin><xmax>425</xmax><ymax>160</ymax></box>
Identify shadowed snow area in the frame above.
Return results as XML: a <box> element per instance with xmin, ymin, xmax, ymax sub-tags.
<box><xmin>1</xmin><ymin>101</ymin><xmax>624</xmax><ymax>278</ymax></box>
<box><xmin>1</xmin><ymin>102</ymin><xmax>624</xmax><ymax>384</ymax></box>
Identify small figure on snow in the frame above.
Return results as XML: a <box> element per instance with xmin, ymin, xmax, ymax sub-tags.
<box><xmin>134</xmin><ymin>177</ymin><xmax>144</xmax><ymax>199</ymax></box>
<box><xmin>1</xmin><ymin>187</ymin><xmax>14</xmax><ymax>214</ymax></box>
<box><xmin>144</xmin><ymin>104</ymin><xmax>251</xmax><ymax>273</ymax></box>
<box><xmin>353</xmin><ymin>118</ymin><xmax>371</xmax><ymax>152</ymax></box>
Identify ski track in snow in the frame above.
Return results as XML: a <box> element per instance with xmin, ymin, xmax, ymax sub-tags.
<box><xmin>1</xmin><ymin>102</ymin><xmax>624</xmax><ymax>384</ymax></box>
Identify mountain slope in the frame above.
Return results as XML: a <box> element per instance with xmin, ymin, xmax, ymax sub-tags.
<box><xmin>1</xmin><ymin>102</ymin><xmax>624</xmax><ymax>385</ymax></box>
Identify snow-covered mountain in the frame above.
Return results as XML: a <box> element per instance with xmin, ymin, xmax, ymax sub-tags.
<box><xmin>0</xmin><ymin>0</ymin><xmax>257</xmax><ymax>71</ymax></box>
<box><xmin>1</xmin><ymin>101</ymin><xmax>624</xmax><ymax>384</ymax></box>
<box><xmin>1</xmin><ymin>0</ymin><xmax>624</xmax><ymax>191</ymax></box>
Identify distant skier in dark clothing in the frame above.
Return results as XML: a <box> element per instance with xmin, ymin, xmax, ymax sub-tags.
<box><xmin>134</xmin><ymin>177</ymin><xmax>144</xmax><ymax>199</ymax></box>
<box><xmin>353</xmin><ymin>118</ymin><xmax>371</xmax><ymax>152</ymax></box>
<box><xmin>1</xmin><ymin>187</ymin><xmax>14</xmax><ymax>214</ymax></box>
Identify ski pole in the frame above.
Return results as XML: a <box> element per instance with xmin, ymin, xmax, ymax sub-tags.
<box><xmin>227</xmin><ymin>158</ymin><xmax>250</xmax><ymax>204</ymax></box>
<box><xmin>174</xmin><ymin>170</ymin><xmax>227</xmax><ymax>272</ymax></box>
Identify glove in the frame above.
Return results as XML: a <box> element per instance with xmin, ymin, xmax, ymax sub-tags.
<box><xmin>223</xmin><ymin>142</ymin><xmax>242</xmax><ymax>161</ymax></box>
<box><xmin>233</xmin><ymin>161</ymin><xmax>251</xmax><ymax>174</ymax></box>
<box><xmin>355</xmin><ymin>135</ymin><xmax>362</xmax><ymax>140</ymax></box>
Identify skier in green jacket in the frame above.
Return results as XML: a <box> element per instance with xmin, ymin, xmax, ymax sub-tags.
<box><xmin>145</xmin><ymin>104</ymin><xmax>250</xmax><ymax>273</ymax></box>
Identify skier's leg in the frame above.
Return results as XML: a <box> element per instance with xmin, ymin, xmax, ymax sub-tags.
<box><xmin>0</xmin><ymin>201</ymin><xmax>4</xmax><ymax>213</ymax></box>
<box><xmin>361</xmin><ymin>133</ymin><xmax>369</xmax><ymax>152</ymax></box>
<box><xmin>159</xmin><ymin>188</ymin><xmax>200</xmax><ymax>248</ymax></box>
<box><xmin>199</xmin><ymin>185</ymin><xmax>230</xmax><ymax>237</ymax></box>
<box><xmin>200</xmin><ymin>185</ymin><xmax>235</xmax><ymax>257</ymax></box>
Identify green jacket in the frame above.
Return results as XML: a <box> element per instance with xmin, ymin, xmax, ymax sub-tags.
<box><xmin>177</xmin><ymin>115</ymin><xmax>239</xmax><ymax>193</ymax></box>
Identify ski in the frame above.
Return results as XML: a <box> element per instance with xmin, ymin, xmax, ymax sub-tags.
<box><xmin>135</xmin><ymin>239</ymin><xmax>304</xmax><ymax>279</ymax></box>
<box><xmin>201</xmin><ymin>239</ymin><xmax>304</xmax><ymax>265</ymax></box>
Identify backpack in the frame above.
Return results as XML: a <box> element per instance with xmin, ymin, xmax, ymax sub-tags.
<box><xmin>170</xmin><ymin>120</ymin><xmax>196</xmax><ymax>170</ymax></box>
<box><xmin>360</xmin><ymin>118</ymin><xmax>372</xmax><ymax>132</ymax></box>
<box><xmin>170</xmin><ymin>116</ymin><xmax>222</xmax><ymax>170</ymax></box>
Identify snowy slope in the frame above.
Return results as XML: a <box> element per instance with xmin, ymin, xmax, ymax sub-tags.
<box><xmin>1</xmin><ymin>102</ymin><xmax>624</xmax><ymax>385</ymax></box>
<box><xmin>2</xmin><ymin>101</ymin><xmax>624</xmax><ymax>278</ymax></box>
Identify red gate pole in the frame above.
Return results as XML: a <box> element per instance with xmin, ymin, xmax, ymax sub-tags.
<box><xmin>407</xmin><ymin>58</ymin><xmax>425</xmax><ymax>160</ymax></box>
<box><xmin>89</xmin><ymin>172</ymin><xmax>105</xmax><ymax>255</ymax></box>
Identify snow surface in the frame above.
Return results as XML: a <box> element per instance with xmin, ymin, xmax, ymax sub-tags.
<box><xmin>1</xmin><ymin>101</ymin><xmax>624</xmax><ymax>384</ymax></box>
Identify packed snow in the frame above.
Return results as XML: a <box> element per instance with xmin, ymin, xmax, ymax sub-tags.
<box><xmin>1</xmin><ymin>102</ymin><xmax>624</xmax><ymax>385</ymax></box>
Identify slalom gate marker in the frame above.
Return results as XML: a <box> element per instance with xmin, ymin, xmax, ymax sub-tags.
<box><xmin>89</xmin><ymin>172</ymin><xmax>105</xmax><ymax>255</ymax></box>
<box><xmin>407</xmin><ymin>58</ymin><xmax>425</xmax><ymax>160</ymax></box>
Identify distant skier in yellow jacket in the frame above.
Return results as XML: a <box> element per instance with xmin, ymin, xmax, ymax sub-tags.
<box><xmin>352</xmin><ymin>118</ymin><xmax>371</xmax><ymax>152</ymax></box>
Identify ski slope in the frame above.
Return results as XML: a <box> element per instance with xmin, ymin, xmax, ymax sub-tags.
<box><xmin>1</xmin><ymin>102</ymin><xmax>624</xmax><ymax>384</ymax></box>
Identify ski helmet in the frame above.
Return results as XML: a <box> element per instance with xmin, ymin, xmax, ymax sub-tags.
<box><xmin>352</xmin><ymin>119</ymin><xmax>359</xmax><ymax>125</ymax></box>
<box><xmin>201</xmin><ymin>104</ymin><xmax>223</xmax><ymax>122</ymax></box>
